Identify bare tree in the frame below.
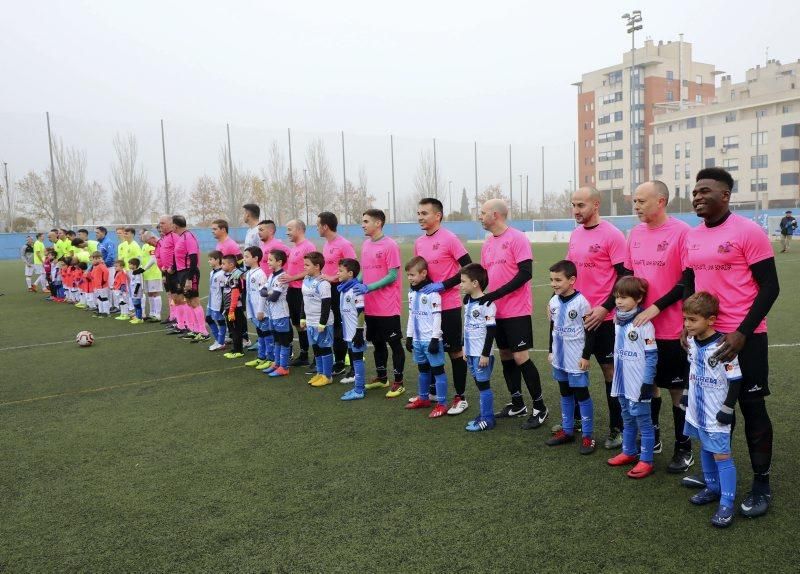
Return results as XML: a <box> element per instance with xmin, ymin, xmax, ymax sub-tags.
<box><xmin>158</xmin><ymin>182</ymin><xmax>187</xmax><ymax>216</ymax></box>
<box><xmin>218</xmin><ymin>144</ymin><xmax>253</xmax><ymax>224</ymax></box>
<box><xmin>1</xmin><ymin>167</ymin><xmax>19</xmax><ymax>232</ymax></box>
<box><xmin>304</xmin><ymin>138</ymin><xmax>338</xmax><ymax>217</ymax></box>
<box><xmin>47</xmin><ymin>137</ymin><xmax>86</xmax><ymax>226</ymax></box>
<box><xmin>17</xmin><ymin>171</ymin><xmax>53</xmax><ymax>225</ymax></box>
<box><xmin>413</xmin><ymin>150</ymin><xmax>443</xmax><ymax>202</ymax></box>
<box><xmin>262</xmin><ymin>141</ymin><xmax>293</xmax><ymax>224</ymax></box>
<box><xmin>188</xmin><ymin>175</ymin><xmax>224</xmax><ymax>226</ymax></box>
<box><xmin>341</xmin><ymin>166</ymin><xmax>376</xmax><ymax>224</ymax></box>
<box><xmin>539</xmin><ymin>189</ymin><xmax>573</xmax><ymax>219</ymax></box>
<box><xmin>477</xmin><ymin>184</ymin><xmax>519</xmax><ymax>213</ymax></box>
<box><xmin>110</xmin><ymin>133</ymin><xmax>153</xmax><ymax>223</ymax></box>
<box><xmin>82</xmin><ymin>180</ymin><xmax>110</xmax><ymax>224</ymax></box>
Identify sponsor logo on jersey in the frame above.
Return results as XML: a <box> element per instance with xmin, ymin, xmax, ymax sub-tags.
<box><xmin>717</xmin><ymin>241</ymin><xmax>733</xmax><ymax>253</ymax></box>
<box><xmin>657</xmin><ymin>240</ymin><xmax>669</xmax><ymax>252</ymax></box>
<box><xmin>708</xmin><ymin>356</ymin><xmax>718</xmax><ymax>368</ymax></box>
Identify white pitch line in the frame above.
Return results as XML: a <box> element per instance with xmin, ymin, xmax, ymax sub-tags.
<box><xmin>0</xmin><ymin>329</ymin><xmax>165</xmax><ymax>352</ymax></box>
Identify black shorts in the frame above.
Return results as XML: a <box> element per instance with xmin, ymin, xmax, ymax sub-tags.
<box><xmin>495</xmin><ymin>316</ymin><xmax>533</xmax><ymax>351</ymax></box>
<box><xmin>655</xmin><ymin>339</ymin><xmax>688</xmax><ymax>389</ymax></box>
<box><xmin>589</xmin><ymin>320</ymin><xmax>615</xmax><ymax>365</ymax></box>
<box><xmin>365</xmin><ymin>315</ymin><xmax>402</xmax><ymax>344</ymax></box>
<box><xmin>737</xmin><ymin>332</ymin><xmax>770</xmax><ymax>399</ymax></box>
<box><xmin>177</xmin><ymin>269</ymin><xmax>200</xmax><ymax>299</ymax></box>
<box><xmin>441</xmin><ymin>308</ymin><xmax>463</xmax><ymax>352</ymax></box>
<box><xmin>287</xmin><ymin>287</ymin><xmax>304</xmax><ymax>326</ymax></box>
<box><xmin>273</xmin><ymin>329</ymin><xmax>294</xmax><ymax>346</ymax></box>
<box><xmin>164</xmin><ymin>270</ymin><xmax>180</xmax><ymax>294</ymax></box>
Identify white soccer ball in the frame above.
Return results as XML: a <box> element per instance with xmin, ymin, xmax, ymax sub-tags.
<box><xmin>76</xmin><ymin>330</ymin><xmax>94</xmax><ymax>347</ymax></box>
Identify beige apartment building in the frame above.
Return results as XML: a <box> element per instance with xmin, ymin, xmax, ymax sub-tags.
<box><xmin>651</xmin><ymin>59</ymin><xmax>800</xmax><ymax>209</ymax></box>
<box><xmin>575</xmin><ymin>38</ymin><xmax>716</xmax><ymax>214</ymax></box>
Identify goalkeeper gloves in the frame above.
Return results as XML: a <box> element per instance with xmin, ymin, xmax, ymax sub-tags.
<box><xmin>405</xmin><ymin>337</ymin><xmax>413</xmax><ymax>352</ymax></box>
<box><xmin>427</xmin><ymin>338</ymin><xmax>440</xmax><ymax>354</ymax></box>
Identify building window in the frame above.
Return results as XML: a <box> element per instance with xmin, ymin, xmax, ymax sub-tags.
<box><xmin>685</xmin><ymin>184</ymin><xmax>691</xmax><ymax>198</ymax></box>
<box><xmin>750</xmin><ymin>178</ymin><xmax>768</xmax><ymax>192</ymax></box>
<box><xmin>722</xmin><ymin>158</ymin><xmax>738</xmax><ymax>171</ymax></box>
<box><xmin>705</xmin><ymin>135</ymin><xmax>716</xmax><ymax>148</ymax></box>
<box><xmin>781</xmin><ymin>124</ymin><xmax>800</xmax><ymax>137</ymax></box>
<box><xmin>783</xmin><ymin>105</ymin><xmax>792</xmax><ymax>114</ymax></box>
<box><xmin>696</xmin><ymin>74</ymin><xmax>703</xmax><ymax>84</ymax></box>
<box><xmin>666</xmin><ymin>91</ymin><xmax>674</xmax><ymax>102</ymax></box>
<box><xmin>725</xmin><ymin>111</ymin><xmax>737</xmax><ymax>123</ymax></box>
<box><xmin>705</xmin><ymin>158</ymin><xmax>715</xmax><ymax>168</ymax></box>
<box><xmin>614</xmin><ymin>111</ymin><xmax>623</xmax><ymax>122</ymax></box>
<box><xmin>687</xmin><ymin>117</ymin><xmax>697</xmax><ymax>129</ymax></box>
<box><xmin>598</xmin><ymin>131</ymin><xmax>623</xmax><ymax>143</ymax></box>
<box><xmin>781</xmin><ymin>149</ymin><xmax>800</xmax><ymax>162</ymax></box>
<box><xmin>781</xmin><ymin>173</ymin><xmax>800</xmax><ymax>186</ymax></box>
<box><xmin>674</xmin><ymin>144</ymin><xmax>681</xmax><ymax>159</ymax></box>
<box><xmin>732</xmin><ymin>180</ymin><xmax>738</xmax><ymax>193</ymax></box>
<box><xmin>653</xmin><ymin>164</ymin><xmax>663</xmax><ymax>176</ymax></box>
<box><xmin>722</xmin><ymin>136</ymin><xmax>739</xmax><ymax>149</ymax></box>
<box><xmin>756</xmin><ymin>109</ymin><xmax>767</xmax><ymax>118</ymax></box>
<box><xmin>598</xmin><ymin>169</ymin><xmax>623</xmax><ymax>181</ymax></box>
<box><xmin>751</xmin><ymin>155</ymin><xmax>768</xmax><ymax>169</ymax></box>
<box><xmin>751</xmin><ymin>131</ymin><xmax>768</xmax><ymax>146</ymax></box>
<box><xmin>685</xmin><ymin>142</ymin><xmax>692</xmax><ymax>159</ymax></box>
<box><xmin>675</xmin><ymin>185</ymin><xmax>680</xmax><ymax>198</ymax></box>
<box><xmin>598</xmin><ymin>149</ymin><xmax>623</xmax><ymax>162</ymax></box>
<box><xmin>666</xmin><ymin>70</ymin><xmax>674</xmax><ymax>81</ymax></box>
<box><xmin>598</xmin><ymin>115</ymin><xmax>610</xmax><ymax>125</ymax></box>
<box><xmin>601</xmin><ymin>92</ymin><xmax>623</xmax><ymax>105</ymax></box>
<box><xmin>695</xmin><ymin>94</ymin><xmax>702</xmax><ymax>103</ymax></box>
<box><xmin>675</xmin><ymin>164</ymin><xmax>681</xmax><ymax>179</ymax></box>
<box><xmin>584</xmin><ymin>175</ymin><xmax>590</xmax><ymax>183</ymax></box>
<box><xmin>685</xmin><ymin>162</ymin><xmax>691</xmax><ymax>179</ymax></box>
<box><xmin>653</xmin><ymin>143</ymin><xmax>663</xmax><ymax>155</ymax></box>
<box><xmin>608</xmin><ymin>70</ymin><xmax>623</xmax><ymax>84</ymax></box>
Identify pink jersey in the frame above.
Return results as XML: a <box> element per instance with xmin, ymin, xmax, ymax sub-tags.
<box><xmin>567</xmin><ymin>220</ymin><xmax>626</xmax><ymax>320</ymax></box>
<box><xmin>480</xmin><ymin>226</ymin><xmax>533</xmax><ymax>319</ymax></box>
<box><xmin>685</xmin><ymin>213</ymin><xmax>773</xmax><ymax>334</ymax></box>
<box><xmin>156</xmin><ymin>231</ymin><xmax>174</xmax><ymax>270</ymax></box>
<box><xmin>174</xmin><ymin>230</ymin><xmax>199</xmax><ymax>271</ymax></box>
<box><xmin>361</xmin><ymin>235</ymin><xmax>401</xmax><ymax>317</ymax></box>
<box><xmin>216</xmin><ymin>237</ymin><xmax>241</xmax><ymax>259</ymax></box>
<box><xmin>259</xmin><ymin>237</ymin><xmax>290</xmax><ymax>276</ymax></box>
<box><xmin>286</xmin><ymin>239</ymin><xmax>316</xmax><ymax>288</ymax></box>
<box><xmin>415</xmin><ymin>227</ymin><xmax>468</xmax><ymax>311</ymax></box>
<box><xmin>322</xmin><ymin>235</ymin><xmax>357</xmax><ymax>279</ymax></box>
<box><xmin>625</xmin><ymin>217</ymin><xmax>690</xmax><ymax>340</ymax></box>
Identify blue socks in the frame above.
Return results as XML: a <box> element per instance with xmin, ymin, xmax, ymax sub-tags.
<box><xmin>208</xmin><ymin>316</ymin><xmax>219</xmax><ymax>341</ymax></box>
<box><xmin>418</xmin><ymin>369</ymin><xmax>432</xmax><ymax>400</ymax></box>
<box><xmin>637</xmin><ymin>413</ymin><xmax>655</xmax><ymax>463</ymax></box>
<box><xmin>265</xmin><ymin>334</ymin><xmax>274</xmax><ymax>361</ymax></box>
<box><xmin>321</xmin><ymin>353</ymin><xmax>333</xmax><ymax>378</ymax></box>
<box><xmin>434</xmin><ymin>373</ymin><xmax>448</xmax><ymax>406</ymax></box>
<box><xmin>579</xmin><ymin>398</ymin><xmax>594</xmax><ymax>437</ymax></box>
<box><xmin>354</xmin><ymin>359</ymin><xmax>366</xmax><ymax>394</ymax></box>
<box><xmin>560</xmin><ymin>395</ymin><xmax>576</xmax><ymax>435</ymax></box>
<box><xmin>216</xmin><ymin>321</ymin><xmax>227</xmax><ymax>345</ymax></box>
<box><xmin>257</xmin><ymin>336</ymin><xmax>268</xmax><ymax>360</ymax></box>
<box><xmin>701</xmin><ymin>448</ymin><xmax>720</xmax><ymax>493</ymax></box>
<box><xmin>280</xmin><ymin>345</ymin><xmax>291</xmax><ymax>369</ymax></box>
<box><xmin>717</xmin><ymin>457</ymin><xmax>737</xmax><ymax>508</ymax></box>
<box><xmin>478</xmin><ymin>387</ymin><xmax>494</xmax><ymax>420</ymax></box>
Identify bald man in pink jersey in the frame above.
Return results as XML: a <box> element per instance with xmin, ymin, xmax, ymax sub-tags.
<box><xmin>566</xmin><ymin>187</ymin><xmax>627</xmax><ymax>450</ymax></box>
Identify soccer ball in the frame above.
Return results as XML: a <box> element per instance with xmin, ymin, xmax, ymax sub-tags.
<box><xmin>76</xmin><ymin>330</ymin><xmax>94</xmax><ymax>347</ymax></box>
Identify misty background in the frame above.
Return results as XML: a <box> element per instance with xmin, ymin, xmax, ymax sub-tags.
<box><xmin>1</xmin><ymin>0</ymin><xmax>797</xmax><ymax>227</ymax></box>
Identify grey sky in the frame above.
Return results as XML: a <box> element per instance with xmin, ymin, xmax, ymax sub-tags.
<box><xmin>2</xmin><ymin>0</ymin><xmax>798</xmax><ymax>217</ymax></box>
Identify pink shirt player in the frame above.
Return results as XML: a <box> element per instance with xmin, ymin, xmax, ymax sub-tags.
<box><xmin>259</xmin><ymin>237</ymin><xmax>289</xmax><ymax>276</ymax></box>
<box><xmin>216</xmin><ymin>237</ymin><xmax>241</xmax><ymax>259</ymax></box>
<box><xmin>322</xmin><ymin>235</ymin><xmax>357</xmax><ymax>281</ymax></box>
<box><xmin>156</xmin><ymin>231</ymin><xmax>174</xmax><ymax>271</ymax></box>
<box><xmin>566</xmin><ymin>220</ymin><xmax>626</xmax><ymax>320</ymax></box>
<box><xmin>286</xmin><ymin>239</ymin><xmax>316</xmax><ymax>288</ymax></box>
<box><xmin>174</xmin><ymin>230</ymin><xmax>199</xmax><ymax>271</ymax></box>
<box><xmin>414</xmin><ymin>227</ymin><xmax>469</xmax><ymax>312</ymax></box>
<box><xmin>480</xmin><ymin>226</ymin><xmax>532</xmax><ymax>319</ymax></box>
<box><xmin>685</xmin><ymin>213</ymin><xmax>774</xmax><ymax>334</ymax></box>
<box><xmin>361</xmin><ymin>235</ymin><xmax>401</xmax><ymax>317</ymax></box>
<box><xmin>625</xmin><ymin>217</ymin><xmax>690</xmax><ymax>340</ymax></box>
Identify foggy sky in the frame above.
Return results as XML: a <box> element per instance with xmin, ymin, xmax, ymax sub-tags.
<box><xmin>2</xmin><ymin>0</ymin><xmax>798</xmax><ymax>217</ymax></box>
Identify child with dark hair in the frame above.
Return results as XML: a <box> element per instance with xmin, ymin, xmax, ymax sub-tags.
<box><xmin>260</xmin><ymin>248</ymin><xmax>292</xmax><ymax>377</ymax></box>
<box><xmin>302</xmin><ymin>251</ymin><xmax>335</xmax><ymax>386</ymax></box>
<box><xmin>608</xmin><ymin>276</ymin><xmax>658</xmax><ymax>478</ymax></box>
<box><xmin>128</xmin><ymin>257</ymin><xmax>144</xmax><ymax>324</ymax></box>
<box><xmin>206</xmin><ymin>251</ymin><xmax>227</xmax><ymax>351</ymax></box>
<box><xmin>338</xmin><ymin>258</ymin><xmax>367</xmax><ymax>400</ymax></box>
<box><xmin>221</xmin><ymin>254</ymin><xmax>246</xmax><ymax>358</ymax></box>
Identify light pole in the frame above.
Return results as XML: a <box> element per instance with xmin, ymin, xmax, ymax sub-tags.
<box><xmin>623</xmin><ymin>10</ymin><xmax>643</xmax><ymax>215</ymax></box>
<box><xmin>303</xmin><ymin>168</ymin><xmax>309</xmax><ymax>224</ymax></box>
<box><xmin>448</xmin><ymin>180</ymin><xmax>452</xmax><ymax>218</ymax></box>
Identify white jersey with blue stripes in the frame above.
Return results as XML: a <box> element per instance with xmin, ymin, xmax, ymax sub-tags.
<box><xmin>407</xmin><ymin>288</ymin><xmax>442</xmax><ymax>342</ymax></box>
<box><xmin>549</xmin><ymin>292</ymin><xmax>591</xmax><ymax>374</ymax></box>
<box><xmin>611</xmin><ymin>319</ymin><xmax>657</xmax><ymax>401</ymax></box>
<box><xmin>245</xmin><ymin>267</ymin><xmax>268</xmax><ymax>319</ymax></box>
<box><xmin>264</xmin><ymin>270</ymin><xmax>290</xmax><ymax>321</ymax></box>
<box><xmin>339</xmin><ymin>286</ymin><xmax>364</xmax><ymax>342</ymax></box>
<box><xmin>302</xmin><ymin>275</ymin><xmax>333</xmax><ymax>326</ymax></box>
<box><xmin>208</xmin><ymin>268</ymin><xmax>224</xmax><ymax>312</ymax></box>
<box><xmin>463</xmin><ymin>297</ymin><xmax>497</xmax><ymax>357</ymax></box>
<box><xmin>686</xmin><ymin>335</ymin><xmax>743</xmax><ymax>434</ymax></box>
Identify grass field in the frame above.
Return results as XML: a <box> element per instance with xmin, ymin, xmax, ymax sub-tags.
<box><xmin>1</xmin><ymin>241</ymin><xmax>799</xmax><ymax>573</ymax></box>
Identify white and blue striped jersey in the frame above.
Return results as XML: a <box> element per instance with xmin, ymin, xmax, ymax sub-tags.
<box><xmin>407</xmin><ymin>288</ymin><xmax>442</xmax><ymax>342</ymax></box>
<box><xmin>339</xmin><ymin>286</ymin><xmax>364</xmax><ymax>342</ymax></box>
<box><xmin>245</xmin><ymin>267</ymin><xmax>268</xmax><ymax>319</ymax></box>
<box><xmin>549</xmin><ymin>292</ymin><xmax>591</xmax><ymax>374</ymax></box>
<box><xmin>302</xmin><ymin>275</ymin><xmax>333</xmax><ymax>326</ymax></box>
<box><xmin>686</xmin><ymin>335</ymin><xmax>743</xmax><ymax>434</ymax></box>
<box><xmin>463</xmin><ymin>297</ymin><xmax>497</xmax><ymax>357</ymax></box>
<box><xmin>611</xmin><ymin>319</ymin><xmax>657</xmax><ymax>401</ymax></box>
<box><xmin>264</xmin><ymin>270</ymin><xmax>290</xmax><ymax>320</ymax></box>
<box><xmin>207</xmin><ymin>268</ymin><xmax>225</xmax><ymax>312</ymax></box>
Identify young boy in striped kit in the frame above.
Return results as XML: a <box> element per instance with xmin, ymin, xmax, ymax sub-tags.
<box><xmin>682</xmin><ymin>291</ymin><xmax>742</xmax><ymax>528</ymax></box>
<box><xmin>608</xmin><ymin>276</ymin><xmax>658</xmax><ymax>478</ymax></box>
<box><xmin>242</xmin><ymin>246</ymin><xmax>271</xmax><ymax>370</ymax></box>
<box><xmin>338</xmin><ymin>258</ymin><xmax>367</xmax><ymax>401</ymax></box>
<box><xmin>205</xmin><ymin>251</ymin><xmax>227</xmax><ymax>351</ymax></box>
<box><xmin>302</xmin><ymin>251</ymin><xmax>335</xmax><ymax>387</ymax></box>
<box><xmin>260</xmin><ymin>249</ymin><xmax>292</xmax><ymax>377</ymax></box>
<box><xmin>544</xmin><ymin>260</ymin><xmax>596</xmax><ymax>454</ymax></box>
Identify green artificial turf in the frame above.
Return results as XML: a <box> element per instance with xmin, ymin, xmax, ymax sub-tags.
<box><xmin>1</xmin><ymin>242</ymin><xmax>798</xmax><ymax>572</ymax></box>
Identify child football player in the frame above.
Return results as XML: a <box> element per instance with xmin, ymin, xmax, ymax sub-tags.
<box><xmin>404</xmin><ymin>256</ymin><xmax>449</xmax><ymax>418</ymax></box>
<box><xmin>337</xmin><ymin>258</ymin><xmax>367</xmax><ymax>401</ymax></box>
<box><xmin>206</xmin><ymin>251</ymin><xmax>228</xmax><ymax>351</ymax></box>
<box><xmin>302</xmin><ymin>251</ymin><xmax>335</xmax><ymax>387</ymax></box>
<box><xmin>261</xmin><ymin>249</ymin><xmax>292</xmax><ymax>377</ymax></box>
<box><xmin>242</xmin><ymin>246</ymin><xmax>271</xmax><ymax>369</ymax></box>
<box><xmin>682</xmin><ymin>292</ymin><xmax>742</xmax><ymax>528</ymax></box>
<box><xmin>90</xmin><ymin>252</ymin><xmax>111</xmax><ymax>318</ymax></box>
<box><xmin>608</xmin><ymin>276</ymin><xmax>658</xmax><ymax>478</ymax></box>
<box><xmin>544</xmin><ymin>260</ymin><xmax>596</xmax><ymax>454</ymax></box>
<box><xmin>112</xmin><ymin>260</ymin><xmax>129</xmax><ymax>319</ymax></box>
<box><xmin>128</xmin><ymin>257</ymin><xmax>144</xmax><ymax>324</ymax></box>
<box><xmin>221</xmin><ymin>254</ymin><xmax>246</xmax><ymax>359</ymax></box>
<box><xmin>460</xmin><ymin>263</ymin><xmax>498</xmax><ymax>431</ymax></box>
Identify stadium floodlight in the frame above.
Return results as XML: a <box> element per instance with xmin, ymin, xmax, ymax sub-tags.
<box><xmin>622</xmin><ymin>10</ymin><xmax>644</xmax><ymax>214</ymax></box>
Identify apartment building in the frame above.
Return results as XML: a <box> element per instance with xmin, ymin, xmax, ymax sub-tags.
<box><xmin>575</xmin><ymin>38</ymin><xmax>716</xmax><ymax>214</ymax></box>
<box><xmin>651</xmin><ymin>59</ymin><xmax>800</xmax><ymax>209</ymax></box>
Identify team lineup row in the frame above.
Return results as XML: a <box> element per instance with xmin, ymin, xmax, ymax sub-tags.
<box><xmin>24</xmin><ymin>166</ymin><xmax>779</xmax><ymax>529</ymax></box>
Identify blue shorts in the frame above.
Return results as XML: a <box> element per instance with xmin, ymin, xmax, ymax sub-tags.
<box><xmin>684</xmin><ymin>422</ymin><xmax>731</xmax><ymax>455</ymax></box>
<box><xmin>207</xmin><ymin>309</ymin><xmax>224</xmax><ymax>322</ymax></box>
<box><xmin>307</xmin><ymin>325</ymin><xmax>334</xmax><ymax>348</ymax></box>
<box><xmin>270</xmin><ymin>316</ymin><xmax>291</xmax><ymax>333</ymax></box>
<box><xmin>412</xmin><ymin>339</ymin><xmax>445</xmax><ymax>367</ymax></box>
<box><xmin>552</xmin><ymin>367</ymin><xmax>590</xmax><ymax>388</ymax></box>
<box><xmin>250</xmin><ymin>317</ymin><xmax>271</xmax><ymax>331</ymax></box>
<box><xmin>348</xmin><ymin>339</ymin><xmax>367</xmax><ymax>354</ymax></box>
<box><xmin>467</xmin><ymin>355</ymin><xmax>494</xmax><ymax>382</ymax></box>
<box><xmin>619</xmin><ymin>396</ymin><xmax>651</xmax><ymax>417</ymax></box>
